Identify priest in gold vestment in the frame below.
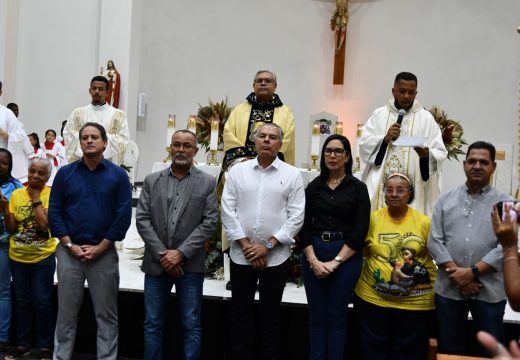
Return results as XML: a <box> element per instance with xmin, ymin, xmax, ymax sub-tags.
<box><xmin>223</xmin><ymin>70</ymin><xmax>295</xmax><ymax>168</ymax></box>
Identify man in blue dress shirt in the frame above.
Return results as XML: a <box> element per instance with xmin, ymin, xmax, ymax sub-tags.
<box><xmin>428</xmin><ymin>141</ymin><xmax>511</xmax><ymax>357</ymax></box>
<box><xmin>49</xmin><ymin>122</ymin><xmax>132</xmax><ymax>360</ymax></box>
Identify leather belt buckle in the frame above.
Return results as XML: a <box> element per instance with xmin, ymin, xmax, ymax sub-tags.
<box><xmin>321</xmin><ymin>232</ymin><xmax>331</xmax><ymax>242</ymax></box>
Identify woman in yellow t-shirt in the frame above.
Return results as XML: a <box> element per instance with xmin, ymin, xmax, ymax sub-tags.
<box><xmin>4</xmin><ymin>158</ymin><xmax>55</xmax><ymax>360</ymax></box>
<box><xmin>354</xmin><ymin>173</ymin><xmax>436</xmax><ymax>360</ymax></box>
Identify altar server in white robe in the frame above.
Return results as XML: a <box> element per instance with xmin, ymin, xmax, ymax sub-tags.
<box><xmin>0</xmin><ymin>81</ymin><xmax>33</xmax><ymax>183</ymax></box>
<box><xmin>63</xmin><ymin>75</ymin><xmax>129</xmax><ymax>165</ymax></box>
<box><xmin>359</xmin><ymin>72</ymin><xmax>447</xmax><ymax>216</ymax></box>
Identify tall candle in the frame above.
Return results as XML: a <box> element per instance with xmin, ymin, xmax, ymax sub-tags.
<box><xmin>210</xmin><ymin>118</ymin><xmax>219</xmax><ymax>151</ymax></box>
<box><xmin>311</xmin><ymin>123</ymin><xmax>321</xmax><ymax>156</ymax></box>
<box><xmin>167</xmin><ymin>114</ymin><xmax>176</xmax><ymax>146</ymax></box>
<box><xmin>187</xmin><ymin>115</ymin><xmax>197</xmax><ymax>135</ymax></box>
<box><xmin>357</xmin><ymin>123</ymin><xmax>363</xmax><ymax>138</ymax></box>
<box><xmin>335</xmin><ymin>121</ymin><xmax>343</xmax><ymax>135</ymax></box>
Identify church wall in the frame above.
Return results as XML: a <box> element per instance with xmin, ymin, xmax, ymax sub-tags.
<box><xmin>5</xmin><ymin>0</ymin><xmax>101</xmax><ymax>136</ymax></box>
<box><xmin>136</xmin><ymin>0</ymin><xmax>520</xmax><ymax>193</ymax></box>
<box><xmin>0</xmin><ymin>0</ymin><xmax>518</xmax><ymax>194</ymax></box>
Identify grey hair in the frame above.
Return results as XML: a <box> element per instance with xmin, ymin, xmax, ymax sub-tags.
<box><xmin>253</xmin><ymin>123</ymin><xmax>284</xmax><ymax>142</ymax></box>
<box><xmin>172</xmin><ymin>129</ymin><xmax>198</xmax><ymax>145</ymax></box>
<box><xmin>29</xmin><ymin>157</ymin><xmax>52</xmax><ymax>179</ymax></box>
<box><xmin>254</xmin><ymin>70</ymin><xmax>277</xmax><ymax>84</ymax></box>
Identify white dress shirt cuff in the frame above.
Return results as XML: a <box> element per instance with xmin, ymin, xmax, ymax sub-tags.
<box><xmin>273</xmin><ymin>230</ymin><xmax>295</xmax><ymax>245</ymax></box>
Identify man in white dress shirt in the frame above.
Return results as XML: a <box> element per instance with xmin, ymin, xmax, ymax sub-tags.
<box><xmin>0</xmin><ymin>81</ymin><xmax>33</xmax><ymax>183</ymax></box>
<box><xmin>63</xmin><ymin>76</ymin><xmax>129</xmax><ymax>165</ymax></box>
<box><xmin>221</xmin><ymin>123</ymin><xmax>305</xmax><ymax>360</ymax></box>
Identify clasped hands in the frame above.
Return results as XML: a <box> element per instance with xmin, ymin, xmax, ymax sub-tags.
<box><xmin>70</xmin><ymin>240</ymin><xmax>110</xmax><ymax>262</ymax></box>
<box><xmin>310</xmin><ymin>258</ymin><xmax>340</xmax><ymax>279</ymax></box>
<box><xmin>159</xmin><ymin>249</ymin><xmax>184</xmax><ymax>278</ymax></box>
<box><xmin>445</xmin><ymin>266</ymin><xmax>481</xmax><ymax>297</ymax></box>
<box><xmin>240</xmin><ymin>238</ymin><xmax>270</xmax><ymax>271</ymax></box>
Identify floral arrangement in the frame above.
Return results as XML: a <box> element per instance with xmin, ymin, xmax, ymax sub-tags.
<box><xmin>428</xmin><ymin>106</ymin><xmax>467</xmax><ymax>161</ymax></box>
<box><xmin>195</xmin><ymin>98</ymin><xmax>233</xmax><ymax>152</ymax></box>
<box><xmin>204</xmin><ymin>215</ymin><xmax>224</xmax><ymax>280</ymax></box>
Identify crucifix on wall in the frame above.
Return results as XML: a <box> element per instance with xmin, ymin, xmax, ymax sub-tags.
<box><xmin>331</xmin><ymin>0</ymin><xmax>349</xmax><ymax>85</ymax></box>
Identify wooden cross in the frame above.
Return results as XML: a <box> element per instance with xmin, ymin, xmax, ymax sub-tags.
<box><xmin>331</xmin><ymin>0</ymin><xmax>349</xmax><ymax>85</ymax></box>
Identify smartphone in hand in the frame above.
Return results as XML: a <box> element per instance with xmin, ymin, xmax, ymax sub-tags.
<box><xmin>497</xmin><ymin>201</ymin><xmax>520</xmax><ymax>223</ymax></box>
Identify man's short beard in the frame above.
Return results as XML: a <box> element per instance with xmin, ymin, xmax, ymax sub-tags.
<box><xmin>172</xmin><ymin>156</ymin><xmax>191</xmax><ymax>167</ymax></box>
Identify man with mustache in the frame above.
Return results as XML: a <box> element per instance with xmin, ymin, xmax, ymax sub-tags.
<box><xmin>428</xmin><ymin>141</ymin><xmax>511</xmax><ymax>356</ymax></box>
<box><xmin>137</xmin><ymin>130</ymin><xmax>218</xmax><ymax>360</ymax></box>
<box><xmin>63</xmin><ymin>75</ymin><xmax>129</xmax><ymax>165</ymax></box>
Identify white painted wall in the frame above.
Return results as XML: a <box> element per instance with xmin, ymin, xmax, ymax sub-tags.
<box><xmin>1</xmin><ymin>0</ymin><xmax>519</xmax><ymax>194</ymax></box>
<box><xmin>1</xmin><ymin>0</ymin><xmax>136</xmax><ymax>140</ymax></box>
<box><xmin>136</xmin><ymin>0</ymin><xmax>520</xmax><ymax>193</ymax></box>
<box><xmin>6</xmin><ymin>0</ymin><xmax>101</xmax><ymax>135</ymax></box>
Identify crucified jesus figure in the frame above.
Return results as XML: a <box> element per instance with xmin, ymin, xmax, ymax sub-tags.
<box><xmin>330</xmin><ymin>0</ymin><xmax>349</xmax><ymax>54</ymax></box>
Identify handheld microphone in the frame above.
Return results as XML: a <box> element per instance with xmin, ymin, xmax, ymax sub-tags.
<box><xmin>396</xmin><ymin>109</ymin><xmax>406</xmax><ymax>125</ymax></box>
<box><xmin>392</xmin><ymin>109</ymin><xmax>406</xmax><ymax>141</ymax></box>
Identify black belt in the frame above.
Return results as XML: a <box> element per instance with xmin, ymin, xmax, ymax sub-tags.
<box><xmin>313</xmin><ymin>231</ymin><xmax>344</xmax><ymax>242</ymax></box>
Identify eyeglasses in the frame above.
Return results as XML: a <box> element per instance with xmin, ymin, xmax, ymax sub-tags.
<box><xmin>254</xmin><ymin>78</ymin><xmax>275</xmax><ymax>84</ymax></box>
<box><xmin>384</xmin><ymin>188</ymin><xmax>410</xmax><ymax>195</ymax></box>
<box><xmin>324</xmin><ymin>148</ymin><xmax>346</xmax><ymax>157</ymax></box>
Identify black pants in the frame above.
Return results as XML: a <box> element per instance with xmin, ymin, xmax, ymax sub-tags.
<box><xmin>229</xmin><ymin>259</ymin><xmax>290</xmax><ymax>360</ymax></box>
<box><xmin>354</xmin><ymin>295</ymin><xmax>434</xmax><ymax>360</ymax></box>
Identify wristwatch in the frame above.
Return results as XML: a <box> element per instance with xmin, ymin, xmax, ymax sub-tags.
<box><xmin>471</xmin><ymin>264</ymin><xmax>480</xmax><ymax>279</ymax></box>
<box><xmin>334</xmin><ymin>256</ymin><xmax>343</xmax><ymax>264</ymax></box>
<box><xmin>64</xmin><ymin>242</ymin><xmax>73</xmax><ymax>250</ymax></box>
<box><xmin>265</xmin><ymin>241</ymin><xmax>274</xmax><ymax>251</ymax></box>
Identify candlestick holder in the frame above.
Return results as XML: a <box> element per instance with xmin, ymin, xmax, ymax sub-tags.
<box><xmin>353</xmin><ymin>156</ymin><xmax>361</xmax><ymax>173</ymax></box>
<box><xmin>207</xmin><ymin>150</ymin><xmax>219</xmax><ymax>166</ymax></box>
<box><xmin>335</xmin><ymin>121</ymin><xmax>343</xmax><ymax>135</ymax></box>
<box><xmin>309</xmin><ymin>155</ymin><xmax>319</xmax><ymax>171</ymax></box>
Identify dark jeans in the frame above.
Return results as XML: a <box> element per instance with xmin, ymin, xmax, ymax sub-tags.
<box><xmin>301</xmin><ymin>238</ymin><xmax>362</xmax><ymax>360</ymax></box>
<box><xmin>0</xmin><ymin>242</ymin><xmax>11</xmax><ymax>343</ymax></box>
<box><xmin>143</xmin><ymin>272</ymin><xmax>204</xmax><ymax>360</ymax></box>
<box><xmin>229</xmin><ymin>259</ymin><xmax>290</xmax><ymax>360</ymax></box>
<box><xmin>435</xmin><ymin>293</ymin><xmax>506</xmax><ymax>356</ymax></box>
<box><xmin>10</xmin><ymin>254</ymin><xmax>56</xmax><ymax>349</ymax></box>
<box><xmin>354</xmin><ymin>295</ymin><xmax>433</xmax><ymax>360</ymax></box>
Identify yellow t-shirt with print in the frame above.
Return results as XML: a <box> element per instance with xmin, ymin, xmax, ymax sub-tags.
<box><xmin>8</xmin><ymin>186</ymin><xmax>56</xmax><ymax>263</ymax></box>
<box><xmin>354</xmin><ymin>207</ymin><xmax>436</xmax><ymax>310</ymax></box>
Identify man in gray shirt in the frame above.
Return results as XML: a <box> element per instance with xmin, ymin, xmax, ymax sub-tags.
<box><xmin>428</xmin><ymin>141</ymin><xmax>511</xmax><ymax>356</ymax></box>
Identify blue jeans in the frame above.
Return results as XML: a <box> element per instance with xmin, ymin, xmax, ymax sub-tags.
<box><xmin>435</xmin><ymin>294</ymin><xmax>506</xmax><ymax>356</ymax></box>
<box><xmin>301</xmin><ymin>238</ymin><xmax>362</xmax><ymax>360</ymax></box>
<box><xmin>0</xmin><ymin>243</ymin><xmax>11</xmax><ymax>342</ymax></box>
<box><xmin>144</xmin><ymin>272</ymin><xmax>204</xmax><ymax>360</ymax></box>
<box><xmin>10</xmin><ymin>254</ymin><xmax>56</xmax><ymax>349</ymax></box>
